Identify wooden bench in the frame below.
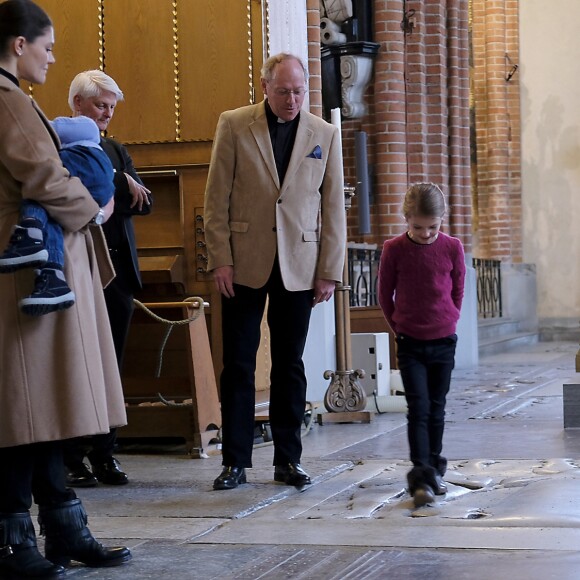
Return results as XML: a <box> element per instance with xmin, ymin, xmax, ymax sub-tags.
<box><xmin>118</xmin><ymin>300</ymin><xmax>221</xmax><ymax>457</ymax></box>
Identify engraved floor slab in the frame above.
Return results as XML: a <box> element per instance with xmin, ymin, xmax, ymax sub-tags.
<box><xmin>52</xmin><ymin>342</ymin><xmax>580</xmax><ymax>579</ymax></box>
<box><xmin>193</xmin><ymin>457</ymin><xmax>580</xmax><ymax>551</ymax></box>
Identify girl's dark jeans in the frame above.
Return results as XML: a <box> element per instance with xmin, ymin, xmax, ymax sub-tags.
<box><xmin>396</xmin><ymin>333</ymin><xmax>457</xmax><ymax>486</ymax></box>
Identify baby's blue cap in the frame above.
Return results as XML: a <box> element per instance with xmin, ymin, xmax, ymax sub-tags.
<box><xmin>51</xmin><ymin>116</ymin><xmax>101</xmax><ymax>148</ymax></box>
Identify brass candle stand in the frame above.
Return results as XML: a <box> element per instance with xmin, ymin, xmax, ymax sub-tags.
<box><xmin>318</xmin><ymin>186</ymin><xmax>372</xmax><ymax>425</ymax></box>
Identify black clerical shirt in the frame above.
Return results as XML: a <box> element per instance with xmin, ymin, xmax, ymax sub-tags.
<box><xmin>265</xmin><ymin>100</ymin><xmax>300</xmax><ymax>185</ymax></box>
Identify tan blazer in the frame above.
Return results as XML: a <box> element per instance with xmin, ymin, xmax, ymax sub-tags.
<box><xmin>204</xmin><ymin>101</ymin><xmax>346</xmax><ymax>291</ymax></box>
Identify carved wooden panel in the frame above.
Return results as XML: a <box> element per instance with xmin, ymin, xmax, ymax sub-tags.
<box><xmin>133</xmin><ymin>166</ymin><xmax>210</xmax><ymax>288</ymax></box>
<box><xmin>178</xmin><ymin>0</ymin><xmax>257</xmax><ymax>141</ymax></box>
<box><xmin>32</xmin><ymin>0</ymin><xmax>100</xmax><ymax>119</ymax></box>
<box><xmin>104</xmin><ymin>0</ymin><xmax>176</xmax><ymax>143</ymax></box>
<box><xmin>131</xmin><ymin>163</ymin><xmax>220</xmax><ymax>378</ymax></box>
<box><xmin>32</xmin><ymin>0</ymin><xmax>264</xmax><ymax>144</ymax></box>
<box><xmin>133</xmin><ymin>171</ymin><xmax>184</xmax><ymax>250</ymax></box>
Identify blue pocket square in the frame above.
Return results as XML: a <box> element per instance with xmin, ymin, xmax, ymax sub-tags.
<box><xmin>306</xmin><ymin>145</ymin><xmax>322</xmax><ymax>159</ymax></box>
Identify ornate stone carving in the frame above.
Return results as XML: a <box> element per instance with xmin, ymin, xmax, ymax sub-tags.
<box><xmin>320</xmin><ymin>0</ymin><xmax>353</xmax><ymax>23</ymax></box>
<box><xmin>340</xmin><ymin>53</ymin><xmax>375</xmax><ymax>118</ymax></box>
<box><xmin>323</xmin><ymin>369</ymin><xmax>367</xmax><ymax>413</ymax></box>
<box><xmin>321</xmin><ymin>40</ymin><xmax>380</xmax><ymax>120</ymax></box>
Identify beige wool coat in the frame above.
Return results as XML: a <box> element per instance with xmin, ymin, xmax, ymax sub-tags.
<box><xmin>204</xmin><ymin>101</ymin><xmax>346</xmax><ymax>291</ymax></box>
<box><xmin>0</xmin><ymin>75</ymin><xmax>126</xmax><ymax>448</ymax></box>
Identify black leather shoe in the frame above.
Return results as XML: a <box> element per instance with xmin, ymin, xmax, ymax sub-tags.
<box><xmin>213</xmin><ymin>466</ymin><xmax>246</xmax><ymax>490</ymax></box>
<box><xmin>91</xmin><ymin>458</ymin><xmax>129</xmax><ymax>485</ymax></box>
<box><xmin>434</xmin><ymin>475</ymin><xmax>448</xmax><ymax>495</ymax></box>
<box><xmin>274</xmin><ymin>463</ymin><xmax>311</xmax><ymax>486</ymax></box>
<box><xmin>66</xmin><ymin>463</ymin><xmax>98</xmax><ymax>488</ymax></box>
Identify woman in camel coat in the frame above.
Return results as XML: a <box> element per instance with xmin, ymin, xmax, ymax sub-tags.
<box><xmin>0</xmin><ymin>76</ymin><xmax>126</xmax><ymax>448</ymax></box>
<box><xmin>0</xmin><ymin>1</ymin><xmax>130</xmax><ymax>577</ymax></box>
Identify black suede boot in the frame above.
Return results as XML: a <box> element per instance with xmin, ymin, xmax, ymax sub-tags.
<box><xmin>431</xmin><ymin>456</ymin><xmax>448</xmax><ymax>495</ymax></box>
<box><xmin>38</xmin><ymin>499</ymin><xmax>131</xmax><ymax>568</ymax></box>
<box><xmin>407</xmin><ymin>466</ymin><xmax>437</xmax><ymax>507</ymax></box>
<box><xmin>0</xmin><ymin>512</ymin><xmax>65</xmax><ymax>578</ymax></box>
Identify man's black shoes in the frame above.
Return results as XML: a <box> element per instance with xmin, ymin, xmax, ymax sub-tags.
<box><xmin>66</xmin><ymin>458</ymin><xmax>128</xmax><ymax>487</ymax></box>
<box><xmin>91</xmin><ymin>457</ymin><xmax>129</xmax><ymax>485</ymax></box>
<box><xmin>212</xmin><ymin>464</ymin><xmax>312</xmax><ymax>489</ymax></box>
<box><xmin>66</xmin><ymin>463</ymin><xmax>98</xmax><ymax>488</ymax></box>
<box><xmin>274</xmin><ymin>463</ymin><xmax>311</xmax><ymax>486</ymax></box>
<box><xmin>213</xmin><ymin>466</ymin><xmax>247</xmax><ymax>490</ymax></box>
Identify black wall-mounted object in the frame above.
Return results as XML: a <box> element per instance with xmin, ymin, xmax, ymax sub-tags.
<box><xmin>342</xmin><ymin>0</ymin><xmax>374</xmax><ymax>42</ymax></box>
<box><xmin>355</xmin><ymin>131</ymin><xmax>371</xmax><ymax>235</ymax></box>
<box><xmin>320</xmin><ymin>41</ymin><xmax>380</xmax><ymax>121</ymax></box>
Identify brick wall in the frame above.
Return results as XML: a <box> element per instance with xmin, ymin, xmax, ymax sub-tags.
<box><xmin>338</xmin><ymin>0</ymin><xmax>473</xmax><ymax>252</ymax></box>
<box><xmin>306</xmin><ymin>0</ymin><xmax>322</xmax><ymax>117</ymax></box>
<box><xmin>471</xmin><ymin>0</ymin><xmax>521</xmax><ymax>260</ymax></box>
<box><xmin>308</xmin><ymin>0</ymin><xmax>519</xmax><ymax>259</ymax></box>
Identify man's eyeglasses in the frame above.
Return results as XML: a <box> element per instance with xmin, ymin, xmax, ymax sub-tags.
<box><xmin>272</xmin><ymin>87</ymin><xmax>307</xmax><ymax>97</ymax></box>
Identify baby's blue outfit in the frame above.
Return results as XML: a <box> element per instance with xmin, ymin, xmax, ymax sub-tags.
<box><xmin>21</xmin><ymin>115</ymin><xmax>115</xmax><ymax>267</ymax></box>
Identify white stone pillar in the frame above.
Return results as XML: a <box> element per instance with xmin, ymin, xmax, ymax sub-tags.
<box><xmin>267</xmin><ymin>0</ymin><xmax>308</xmax><ymax>60</ymax></box>
<box><xmin>267</xmin><ymin>1</ymin><xmax>335</xmax><ymax>397</ymax></box>
<box><xmin>304</xmin><ymin>298</ymin><xmax>337</xmax><ymax>403</ymax></box>
<box><xmin>266</xmin><ymin>0</ymin><xmax>310</xmax><ymax>109</ymax></box>
<box><xmin>455</xmin><ymin>255</ymin><xmax>479</xmax><ymax>368</ymax></box>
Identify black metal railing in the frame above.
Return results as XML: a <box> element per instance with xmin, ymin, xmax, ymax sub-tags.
<box><xmin>348</xmin><ymin>246</ymin><xmax>381</xmax><ymax>307</ymax></box>
<box><xmin>472</xmin><ymin>258</ymin><xmax>502</xmax><ymax>319</ymax></box>
<box><xmin>347</xmin><ymin>248</ymin><xmax>503</xmax><ymax>320</ymax></box>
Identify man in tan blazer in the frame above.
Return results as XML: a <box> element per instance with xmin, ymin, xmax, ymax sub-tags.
<box><xmin>204</xmin><ymin>53</ymin><xmax>346</xmax><ymax>490</ymax></box>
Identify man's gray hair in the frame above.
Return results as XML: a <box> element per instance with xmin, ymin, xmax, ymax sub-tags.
<box><xmin>260</xmin><ymin>53</ymin><xmax>309</xmax><ymax>83</ymax></box>
<box><xmin>68</xmin><ymin>70</ymin><xmax>124</xmax><ymax>112</ymax></box>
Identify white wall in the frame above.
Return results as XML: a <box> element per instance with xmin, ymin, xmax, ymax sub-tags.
<box><xmin>304</xmin><ymin>299</ymin><xmax>337</xmax><ymax>403</ymax></box>
<box><xmin>456</xmin><ymin>260</ymin><xmax>479</xmax><ymax>368</ymax></box>
<box><xmin>267</xmin><ymin>1</ymin><xmax>309</xmax><ymax>61</ymax></box>
<box><xmin>520</xmin><ymin>1</ymin><xmax>580</xmax><ymax>326</ymax></box>
<box><xmin>268</xmin><ymin>1</ymin><xmax>335</xmax><ymax>397</ymax></box>
<box><xmin>266</xmin><ymin>0</ymin><xmax>310</xmax><ymax>110</ymax></box>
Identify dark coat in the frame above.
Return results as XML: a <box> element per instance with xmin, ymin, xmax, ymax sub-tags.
<box><xmin>100</xmin><ymin>137</ymin><xmax>152</xmax><ymax>292</ymax></box>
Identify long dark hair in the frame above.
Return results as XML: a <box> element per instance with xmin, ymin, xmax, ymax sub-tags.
<box><xmin>0</xmin><ymin>0</ymin><xmax>52</xmax><ymax>58</ymax></box>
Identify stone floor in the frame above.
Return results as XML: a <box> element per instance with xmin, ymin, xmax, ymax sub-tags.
<box><xmin>41</xmin><ymin>341</ymin><xmax>580</xmax><ymax>579</ymax></box>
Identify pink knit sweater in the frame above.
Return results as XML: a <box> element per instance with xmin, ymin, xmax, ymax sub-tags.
<box><xmin>378</xmin><ymin>231</ymin><xmax>466</xmax><ymax>340</ymax></box>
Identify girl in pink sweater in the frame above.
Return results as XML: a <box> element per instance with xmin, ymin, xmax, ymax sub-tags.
<box><xmin>378</xmin><ymin>183</ymin><xmax>465</xmax><ymax>507</ymax></box>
